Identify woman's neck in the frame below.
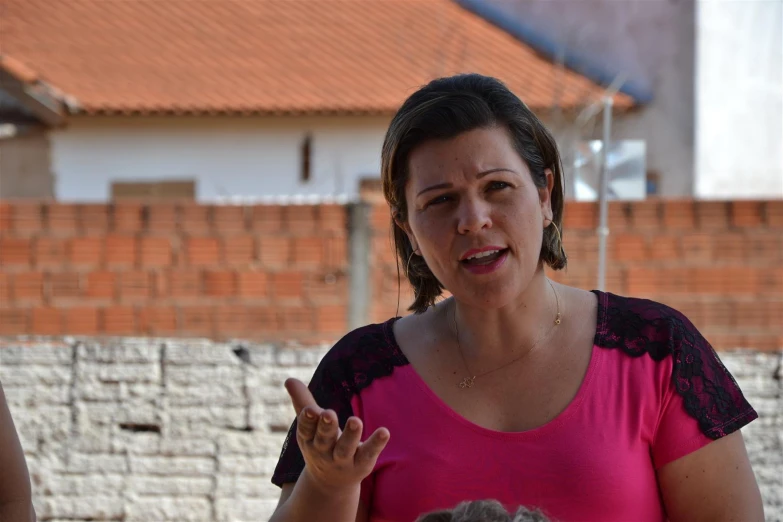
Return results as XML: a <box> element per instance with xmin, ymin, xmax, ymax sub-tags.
<box><xmin>446</xmin><ymin>272</ymin><xmax>561</xmax><ymax>364</ymax></box>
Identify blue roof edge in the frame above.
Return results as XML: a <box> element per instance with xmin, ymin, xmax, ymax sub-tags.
<box><xmin>453</xmin><ymin>0</ymin><xmax>654</xmax><ymax>105</ymax></box>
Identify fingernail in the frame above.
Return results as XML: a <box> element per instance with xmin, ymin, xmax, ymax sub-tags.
<box><xmin>348</xmin><ymin>420</ymin><xmax>358</xmax><ymax>430</ymax></box>
<box><xmin>304</xmin><ymin>410</ymin><xmax>314</xmax><ymax>419</ymax></box>
<box><xmin>322</xmin><ymin>415</ymin><xmax>332</xmax><ymax>424</ymax></box>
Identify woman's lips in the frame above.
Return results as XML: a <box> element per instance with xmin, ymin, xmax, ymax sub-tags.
<box><xmin>460</xmin><ymin>248</ymin><xmax>509</xmax><ymax>275</ymax></box>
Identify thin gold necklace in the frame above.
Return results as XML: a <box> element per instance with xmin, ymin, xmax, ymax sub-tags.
<box><xmin>453</xmin><ymin>278</ymin><xmax>562</xmax><ymax>389</ymax></box>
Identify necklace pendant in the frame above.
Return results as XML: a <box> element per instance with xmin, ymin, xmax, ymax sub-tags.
<box><xmin>554</xmin><ymin>312</ymin><xmax>561</xmax><ymax>326</ymax></box>
<box><xmin>458</xmin><ymin>376</ymin><xmax>475</xmax><ymax>389</ymax></box>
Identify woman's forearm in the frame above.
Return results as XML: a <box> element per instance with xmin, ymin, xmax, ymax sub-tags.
<box><xmin>270</xmin><ymin>468</ymin><xmax>360</xmax><ymax>522</ymax></box>
<box><xmin>0</xmin><ymin>499</ymin><xmax>36</xmax><ymax>522</ymax></box>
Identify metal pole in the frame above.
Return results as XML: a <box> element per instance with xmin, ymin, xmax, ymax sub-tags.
<box><xmin>596</xmin><ymin>96</ymin><xmax>613</xmax><ymax>291</ymax></box>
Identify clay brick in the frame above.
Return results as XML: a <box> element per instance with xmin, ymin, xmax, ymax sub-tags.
<box><xmin>733</xmin><ymin>301</ymin><xmax>767</xmax><ymax>328</ymax></box>
<box><xmin>278</xmin><ymin>306</ymin><xmax>313</xmax><ymax>332</ymax></box>
<box><xmin>730</xmin><ymin>201</ymin><xmax>764</xmax><ymax>228</ymax></box>
<box><xmin>629</xmin><ymin>201</ymin><xmax>661</xmax><ymax>230</ymax></box>
<box><xmin>203</xmin><ymin>271</ymin><xmax>236</xmax><ymax>297</ymax></box>
<box><xmin>319</xmin><ymin>204</ymin><xmax>347</xmax><ymax>234</ymax></box>
<box><xmin>139</xmin><ymin>237</ymin><xmax>172</xmax><ymax>267</ymax></box>
<box><xmin>119</xmin><ymin>271</ymin><xmax>153</xmax><ymax>300</ymax></box>
<box><xmin>80</xmin><ymin>204</ymin><xmax>111</xmax><ymax>234</ymax></box>
<box><xmin>767</xmin><ymin>200</ymin><xmax>783</xmax><ymax>228</ymax></box>
<box><xmin>34</xmin><ymin>237</ymin><xmax>67</xmax><ymax>269</ymax></box>
<box><xmin>370</xmin><ymin>204</ymin><xmax>393</xmax><ymax>232</ymax></box>
<box><xmin>610</xmin><ymin>234</ymin><xmax>647</xmax><ymax>262</ymax></box>
<box><xmin>314</xmin><ymin>305</ymin><xmax>346</xmax><ymax>334</ymax></box>
<box><xmin>702</xmin><ymin>300</ymin><xmax>736</xmax><ymax>328</ymax></box>
<box><xmin>625</xmin><ymin>267</ymin><xmax>659</xmax><ymax>296</ymax></box>
<box><xmin>139</xmin><ymin>306</ymin><xmax>178</xmax><ymax>335</ymax></box>
<box><xmin>213</xmin><ymin>205</ymin><xmax>247</xmax><ymax>234</ymax></box>
<box><xmin>324</xmin><ymin>237</ymin><xmax>349</xmax><ymax>268</ymax></box>
<box><xmin>696</xmin><ymin>201</ymin><xmax>730</xmax><ymax>230</ymax></box>
<box><xmin>0</xmin><ymin>203</ymin><xmax>11</xmax><ymax>232</ymax></box>
<box><xmin>244</xmin><ymin>305</ymin><xmax>278</xmax><ymax>333</ymax></box>
<box><xmin>50</xmin><ymin>272</ymin><xmax>82</xmax><ymax>301</ymax></box>
<box><xmin>284</xmin><ymin>205</ymin><xmax>318</xmax><ymax>235</ymax></box>
<box><xmin>186</xmin><ymin>237</ymin><xmax>221</xmax><ymax>266</ymax></box>
<box><xmin>64</xmin><ymin>307</ymin><xmax>100</xmax><ymax>335</ymax></box>
<box><xmin>0</xmin><ymin>273</ymin><xmax>9</xmax><ymax>305</ymax></box>
<box><xmin>304</xmin><ymin>272</ymin><xmax>347</xmax><ymax>304</ymax></box>
<box><xmin>712</xmin><ymin>234</ymin><xmax>747</xmax><ymax>262</ymax></box>
<box><xmin>662</xmin><ymin>200</ymin><xmax>696</xmax><ymax>230</ymax></box>
<box><xmin>292</xmin><ymin>237</ymin><xmax>325</xmax><ymax>267</ymax></box>
<box><xmin>223</xmin><ymin>236</ymin><xmax>256</xmax><ymax>266</ymax></box>
<box><xmin>679</xmin><ymin>234</ymin><xmax>713</xmax><ymax>263</ymax></box>
<box><xmin>165</xmin><ymin>270</ymin><xmax>202</xmax><ymax>298</ymax></box>
<box><xmin>180</xmin><ymin>306</ymin><xmax>214</xmax><ymax>337</ymax></box>
<box><xmin>272</xmin><ymin>271</ymin><xmax>304</xmax><ymax>300</ymax></box>
<box><xmin>68</xmin><ymin>237</ymin><xmax>105</xmax><ymax>267</ymax></box>
<box><xmin>0</xmin><ymin>238</ymin><xmax>32</xmax><ymax>266</ymax></box>
<box><xmin>105</xmin><ymin>235</ymin><xmax>138</xmax><ymax>267</ymax></box>
<box><xmin>648</xmin><ymin>235</ymin><xmax>681</xmax><ymax>261</ymax></box>
<box><xmin>746</xmin><ymin>234</ymin><xmax>783</xmax><ymax>262</ymax></box>
<box><xmin>258</xmin><ymin>237</ymin><xmax>291</xmax><ymax>268</ymax></box>
<box><xmin>563</xmin><ymin>204</ymin><xmax>595</xmax><ymax>231</ymax></box>
<box><xmin>46</xmin><ymin>203</ymin><xmax>80</xmax><ymax>236</ymax></box>
<box><xmin>103</xmin><ymin>306</ymin><xmax>137</xmax><ymax>334</ymax></box>
<box><xmin>250</xmin><ymin>205</ymin><xmax>284</xmax><ymax>233</ymax></box>
<box><xmin>113</xmin><ymin>202</ymin><xmax>144</xmax><ymax>232</ymax></box>
<box><xmin>85</xmin><ymin>271</ymin><xmax>116</xmax><ymax>300</ymax></box>
<box><xmin>31</xmin><ymin>307</ymin><xmax>63</xmax><ymax>335</ymax></box>
<box><xmin>11</xmin><ymin>202</ymin><xmax>44</xmax><ymax>236</ymax></box>
<box><xmin>0</xmin><ymin>309</ymin><xmax>28</xmax><ymax>335</ymax></box>
<box><xmin>607</xmin><ymin>202</ymin><xmax>631</xmax><ymax>231</ymax></box>
<box><xmin>237</xmin><ymin>271</ymin><xmax>268</xmax><ymax>298</ymax></box>
<box><xmin>147</xmin><ymin>204</ymin><xmax>180</xmax><ymax>233</ymax></box>
<box><xmin>180</xmin><ymin>204</ymin><xmax>212</xmax><ymax>234</ymax></box>
<box><xmin>13</xmin><ymin>272</ymin><xmax>45</xmax><ymax>303</ymax></box>
<box><xmin>215</xmin><ymin>305</ymin><xmax>251</xmax><ymax>337</ymax></box>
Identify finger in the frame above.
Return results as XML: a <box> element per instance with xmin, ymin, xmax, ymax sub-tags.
<box><xmin>355</xmin><ymin>427</ymin><xmax>390</xmax><ymax>467</ymax></box>
<box><xmin>313</xmin><ymin>409</ymin><xmax>339</xmax><ymax>453</ymax></box>
<box><xmin>333</xmin><ymin>416</ymin><xmax>363</xmax><ymax>461</ymax></box>
<box><xmin>285</xmin><ymin>378</ymin><xmax>317</xmax><ymax>416</ymax></box>
<box><xmin>296</xmin><ymin>405</ymin><xmax>321</xmax><ymax>442</ymax></box>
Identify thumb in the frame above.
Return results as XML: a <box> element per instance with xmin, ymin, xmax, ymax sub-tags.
<box><xmin>284</xmin><ymin>378</ymin><xmax>318</xmax><ymax>416</ymax></box>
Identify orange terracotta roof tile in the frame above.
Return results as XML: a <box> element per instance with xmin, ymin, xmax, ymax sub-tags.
<box><xmin>0</xmin><ymin>0</ymin><xmax>633</xmax><ymax>115</ymax></box>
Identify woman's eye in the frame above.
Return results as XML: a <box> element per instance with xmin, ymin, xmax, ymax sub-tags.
<box><xmin>427</xmin><ymin>195</ymin><xmax>451</xmax><ymax>207</ymax></box>
<box><xmin>488</xmin><ymin>181</ymin><xmax>510</xmax><ymax>191</ymax></box>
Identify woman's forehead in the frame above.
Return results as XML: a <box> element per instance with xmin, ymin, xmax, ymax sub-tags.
<box><xmin>407</xmin><ymin>127</ymin><xmax>525</xmax><ymax>184</ymax></box>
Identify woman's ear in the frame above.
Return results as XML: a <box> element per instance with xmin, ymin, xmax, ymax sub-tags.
<box><xmin>539</xmin><ymin>168</ymin><xmax>555</xmax><ymax>224</ymax></box>
<box><xmin>393</xmin><ymin>213</ymin><xmax>419</xmax><ymax>253</ymax></box>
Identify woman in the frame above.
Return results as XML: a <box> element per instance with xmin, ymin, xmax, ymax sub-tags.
<box><xmin>0</xmin><ymin>383</ymin><xmax>36</xmax><ymax>521</ymax></box>
<box><xmin>270</xmin><ymin>74</ymin><xmax>763</xmax><ymax>522</ymax></box>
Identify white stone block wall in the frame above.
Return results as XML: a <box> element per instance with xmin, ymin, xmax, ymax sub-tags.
<box><xmin>0</xmin><ymin>339</ymin><xmax>780</xmax><ymax>521</ymax></box>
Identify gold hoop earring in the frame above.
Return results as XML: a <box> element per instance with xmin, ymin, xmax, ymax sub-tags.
<box><xmin>405</xmin><ymin>250</ymin><xmax>420</xmax><ymax>276</ymax></box>
<box><xmin>549</xmin><ymin>222</ymin><xmax>563</xmax><ymax>249</ymax></box>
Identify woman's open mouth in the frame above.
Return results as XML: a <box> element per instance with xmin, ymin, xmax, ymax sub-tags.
<box><xmin>460</xmin><ymin>248</ymin><xmax>509</xmax><ymax>275</ymax></box>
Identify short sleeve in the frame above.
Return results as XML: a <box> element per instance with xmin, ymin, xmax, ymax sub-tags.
<box><xmin>650</xmin><ymin>316</ymin><xmax>758</xmax><ymax>469</ymax></box>
<box><xmin>270</xmin><ymin>347</ymin><xmax>357</xmax><ymax>487</ymax></box>
<box><xmin>270</xmin><ymin>320</ymin><xmax>406</xmax><ymax>487</ymax></box>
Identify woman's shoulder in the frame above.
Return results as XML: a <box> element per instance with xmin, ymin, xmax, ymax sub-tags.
<box><xmin>309</xmin><ymin>318</ymin><xmax>410</xmax><ymax>397</ymax></box>
<box><xmin>594</xmin><ymin>290</ymin><xmax>706</xmax><ymax>359</ymax></box>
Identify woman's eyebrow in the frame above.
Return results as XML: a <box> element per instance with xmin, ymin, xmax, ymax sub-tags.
<box><xmin>416</xmin><ymin>168</ymin><xmax>518</xmax><ymax>197</ymax></box>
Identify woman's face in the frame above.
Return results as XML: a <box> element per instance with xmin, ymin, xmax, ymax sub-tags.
<box><xmin>402</xmin><ymin>126</ymin><xmax>553</xmax><ymax>309</ymax></box>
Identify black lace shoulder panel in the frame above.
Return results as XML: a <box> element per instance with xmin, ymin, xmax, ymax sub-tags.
<box><xmin>271</xmin><ymin>318</ymin><xmax>408</xmax><ymax>487</ymax></box>
<box><xmin>593</xmin><ymin>290</ymin><xmax>757</xmax><ymax>440</ymax></box>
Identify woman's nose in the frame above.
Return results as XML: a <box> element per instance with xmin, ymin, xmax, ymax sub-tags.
<box><xmin>457</xmin><ymin>199</ymin><xmax>492</xmax><ymax>235</ymax></box>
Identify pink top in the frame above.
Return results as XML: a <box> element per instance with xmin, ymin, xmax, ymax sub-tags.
<box><xmin>273</xmin><ymin>291</ymin><xmax>757</xmax><ymax>522</ymax></box>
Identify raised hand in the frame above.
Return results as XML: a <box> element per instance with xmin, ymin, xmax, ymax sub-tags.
<box><xmin>285</xmin><ymin>378</ymin><xmax>390</xmax><ymax>493</ymax></box>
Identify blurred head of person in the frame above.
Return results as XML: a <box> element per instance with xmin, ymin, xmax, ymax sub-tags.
<box><xmin>415</xmin><ymin>499</ymin><xmax>552</xmax><ymax>522</ymax></box>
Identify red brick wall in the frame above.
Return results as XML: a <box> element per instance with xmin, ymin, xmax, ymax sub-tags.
<box><xmin>0</xmin><ymin>199</ymin><xmax>781</xmax><ymax>351</ymax></box>
<box><xmin>370</xmin><ymin>200</ymin><xmax>783</xmax><ymax>352</ymax></box>
<box><xmin>0</xmin><ymin>202</ymin><xmax>348</xmax><ymax>343</ymax></box>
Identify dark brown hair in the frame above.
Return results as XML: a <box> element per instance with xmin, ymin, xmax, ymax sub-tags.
<box><xmin>381</xmin><ymin>74</ymin><xmax>567</xmax><ymax>314</ymax></box>
<box><xmin>415</xmin><ymin>499</ymin><xmax>552</xmax><ymax>522</ymax></box>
